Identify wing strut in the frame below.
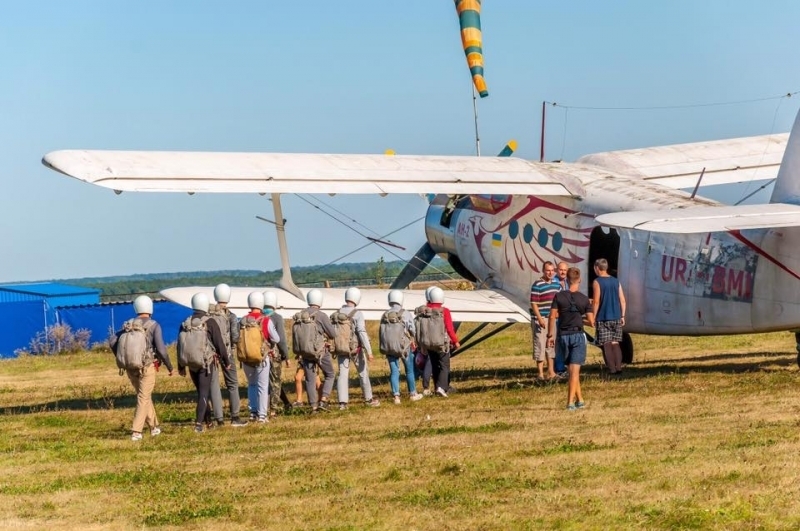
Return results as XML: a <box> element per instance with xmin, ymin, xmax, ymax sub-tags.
<box><xmin>450</xmin><ymin>322</ymin><xmax>516</xmax><ymax>358</ymax></box>
<box><xmin>270</xmin><ymin>193</ymin><xmax>304</xmax><ymax>300</ymax></box>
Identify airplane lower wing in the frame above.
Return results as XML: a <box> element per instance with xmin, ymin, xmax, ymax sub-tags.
<box><xmin>160</xmin><ymin>286</ymin><xmax>531</xmax><ymax>323</ymax></box>
<box><xmin>596</xmin><ymin>202</ymin><xmax>800</xmax><ymax>233</ymax></box>
<box><xmin>43</xmin><ymin>150</ymin><xmax>579</xmax><ymax>197</ymax></box>
<box><xmin>578</xmin><ymin>133</ymin><xmax>788</xmax><ymax>189</ymax></box>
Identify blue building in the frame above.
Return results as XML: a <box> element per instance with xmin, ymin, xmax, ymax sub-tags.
<box><xmin>0</xmin><ymin>283</ymin><xmax>191</xmax><ymax>358</ymax></box>
<box><xmin>0</xmin><ymin>282</ymin><xmax>100</xmax><ymax>307</ymax></box>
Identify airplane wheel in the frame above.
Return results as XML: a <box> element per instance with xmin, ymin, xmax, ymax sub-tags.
<box><xmin>621</xmin><ymin>332</ymin><xmax>634</xmax><ymax>364</ymax></box>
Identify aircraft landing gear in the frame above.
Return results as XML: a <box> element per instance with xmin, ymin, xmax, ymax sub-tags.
<box><xmin>621</xmin><ymin>332</ymin><xmax>634</xmax><ymax>365</ymax></box>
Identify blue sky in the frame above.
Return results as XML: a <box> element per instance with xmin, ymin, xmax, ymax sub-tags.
<box><xmin>2</xmin><ymin>1</ymin><xmax>800</xmax><ymax>283</ymax></box>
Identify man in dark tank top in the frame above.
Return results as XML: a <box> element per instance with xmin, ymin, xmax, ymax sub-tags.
<box><xmin>591</xmin><ymin>258</ymin><xmax>627</xmax><ymax>375</ymax></box>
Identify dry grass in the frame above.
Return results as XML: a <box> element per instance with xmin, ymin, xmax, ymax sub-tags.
<box><xmin>0</xmin><ymin>325</ymin><xmax>799</xmax><ymax>530</ymax></box>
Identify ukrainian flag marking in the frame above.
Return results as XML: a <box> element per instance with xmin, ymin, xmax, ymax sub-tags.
<box><xmin>492</xmin><ymin>233</ymin><xmax>502</xmax><ymax>247</ymax></box>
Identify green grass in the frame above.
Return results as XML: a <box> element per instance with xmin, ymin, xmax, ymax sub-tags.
<box><xmin>0</xmin><ymin>326</ymin><xmax>800</xmax><ymax>529</ymax></box>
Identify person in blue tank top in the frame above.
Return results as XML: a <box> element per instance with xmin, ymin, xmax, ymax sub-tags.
<box><xmin>591</xmin><ymin>258</ymin><xmax>627</xmax><ymax>375</ymax></box>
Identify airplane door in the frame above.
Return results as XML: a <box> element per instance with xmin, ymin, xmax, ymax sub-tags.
<box><xmin>617</xmin><ymin>229</ymin><xmax>647</xmax><ymax>333</ymax></box>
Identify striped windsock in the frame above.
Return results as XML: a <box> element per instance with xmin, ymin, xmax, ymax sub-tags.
<box><xmin>455</xmin><ymin>0</ymin><xmax>488</xmax><ymax>98</ymax></box>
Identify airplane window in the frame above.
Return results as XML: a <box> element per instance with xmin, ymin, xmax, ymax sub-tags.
<box><xmin>468</xmin><ymin>194</ymin><xmax>511</xmax><ymax>214</ymax></box>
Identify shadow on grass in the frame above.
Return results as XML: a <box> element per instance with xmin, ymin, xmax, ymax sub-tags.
<box><xmin>3</xmin><ymin>352</ymin><xmax>796</xmax><ymax>413</ymax></box>
<box><xmin>414</xmin><ymin>350</ymin><xmax>798</xmax><ymax>396</ymax></box>
<box><xmin>0</xmin><ymin>380</ymin><xmax>320</xmax><ymax>417</ymax></box>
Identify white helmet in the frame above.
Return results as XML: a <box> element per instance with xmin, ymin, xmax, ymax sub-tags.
<box><xmin>191</xmin><ymin>292</ymin><xmax>210</xmax><ymax>312</ymax></box>
<box><xmin>344</xmin><ymin>287</ymin><xmax>362</xmax><ymax>305</ymax></box>
<box><xmin>429</xmin><ymin>287</ymin><xmax>445</xmax><ymax>304</ymax></box>
<box><xmin>247</xmin><ymin>291</ymin><xmax>265</xmax><ymax>310</ymax></box>
<box><xmin>388</xmin><ymin>290</ymin><xmax>404</xmax><ymax>306</ymax></box>
<box><xmin>263</xmin><ymin>291</ymin><xmax>278</xmax><ymax>309</ymax></box>
<box><xmin>213</xmin><ymin>283</ymin><xmax>231</xmax><ymax>303</ymax></box>
<box><xmin>425</xmin><ymin>286</ymin><xmax>436</xmax><ymax>302</ymax></box>
<box><xmin>307</xmin><ymin>289</ymin><xmax>323</xmax><ymax>307</ymax></box>
<box><xmin>133</xmin><ymin>295</ymin><xmax>153</xmax><ymax>315</ymax></box>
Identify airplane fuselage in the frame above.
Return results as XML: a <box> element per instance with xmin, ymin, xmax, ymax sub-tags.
<box><xmin>426</xmin><ymin>165</ymin><xmax>800</xmax><ymax>335</ymax></box>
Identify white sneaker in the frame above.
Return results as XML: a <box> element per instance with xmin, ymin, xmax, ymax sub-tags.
<box><xmin>436</xmin><ymin>387</ymin><xmax>448</xmax><ymax>398</ymax></box>
<box><xmin>422</xmin><ymin>389</ymin><xmax>432</xmax><ymax>397</ymax></box>
<box><xmin>151</xmin><ymin>427</ymin><xmax>161</xmax><ymax>437</ymax></box>
<box><xmin>393</xmin><ymin>395</ymin><xmax>401</xmax><ymax>405</ymax></box>
<box><xmin>410</xmin><ymin>393</ymin><xmax>423</xmax><ymax>401</ymax></box>
<box><xmin>131</xmin><ymin>432</ymin><xmax>143</xmax><ymax>441</ymax></box>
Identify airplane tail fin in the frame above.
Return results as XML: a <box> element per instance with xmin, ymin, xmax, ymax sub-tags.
<box><xmin>770</xmin><ymin>109</ymin><xmax>800</xmax><ymax>205</ymax></box>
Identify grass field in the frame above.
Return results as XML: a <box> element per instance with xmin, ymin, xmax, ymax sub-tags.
<box><xmin>1</xmin><ymin>325</ymin><xmax>799</xmax><ymax>530</ymax></box>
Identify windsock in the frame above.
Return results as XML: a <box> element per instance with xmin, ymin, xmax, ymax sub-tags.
<box><xmin>455</xmin><ymin>0</ymin><xmax>488</xmax><ymax>97</ymax></box>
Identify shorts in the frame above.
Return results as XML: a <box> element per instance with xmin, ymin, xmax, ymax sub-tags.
<box><xmin>558</xmin><ymin>332</ymin><xmax>587</xmax><ymax>366</ymax></box>
<box><xmin>597</xmin><ymin>320</ymin><xmax>623</xmax><ymax>344</ymax></box>
<box><xmin>531</xmin><ymin>321</ymin><xmax>555</xmax><ymax>362</ymax></box>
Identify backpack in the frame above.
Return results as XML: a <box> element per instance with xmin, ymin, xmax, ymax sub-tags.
<box><xmin>237</xmin><ymin>315</ymin><xmax>269</xmax><ymax>366</ymax></box>
<box><xmin>115</xmin><ymin>318</ymin><xmax>155</xmax><ymax>371</ymax></box>
<box><xmin>414</xmin><ymin>305</ymin><xmax>450</xmax><ymax>353</ymax></box>
<box><xmin>330</xmin><ymin>309</ymin><xmax>360</xmax><ymax>357</ymax></box>
<box><xmin>177</xmin><ymin>315</ymin><xmax>216</xmax><ymax>370</ymax></box>
<box><xmin>379</xmin><ymin>309</ymin><xmax>411</xmax><ymax>358</ymax></box>
<box><xmin>208</xmin><ymin>303</ymin><xmax>232</xmax><ymax>351</ymax></box>
<box><xmin>292</xmin><ymin>310</ymin><xmax>326</xmax><ymax>361</ymax></box>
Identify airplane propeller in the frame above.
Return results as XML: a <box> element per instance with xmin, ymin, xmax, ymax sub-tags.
<box><xmin>389</xmin><ymin>241</ymin><xmax>436</xmax><ymax>289</ymax></box>
<box><xmin>388</xmin><ymin>140</ymin><xmax>517</xmax><ymax>290</ymax></box>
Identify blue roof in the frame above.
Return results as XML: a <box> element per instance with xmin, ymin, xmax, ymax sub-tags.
<box><xmin>0</xmin><ymin>282</ymin><xmax>100</xmax><ymax>297</ymax></box>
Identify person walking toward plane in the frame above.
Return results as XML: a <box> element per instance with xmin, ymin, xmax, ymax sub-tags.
<box><xmin>292</xmin><ymin>289</ymin><xmax>337</xmax><ymax>412</ymax></box>
<box><xmin>416</xmin><ymin>287</ymin><xmax>460</xmax><ymax>398</ymax></box>
<box><xmin>548</xmin><ymin>267</ymin><xmax>594</xmax><ymax>410</ymax></box>
<box><xmin>263</xmin><ymin>291</ymin><xmax>292</xmax><ymax>417</ymax></box>
<box><xmin>416</xmin><ymin>286</ymin><xmax>436</xmax><ymax>396</ymax></box>
<box><xmin>381</xmin><ymin>289</ymin><xmax>423</xmax><ymax>404</ymax></box>
<box><xmin>210</xmin><ymin>283</ymin><xmax>247</xmax><ymax>426</ymax></box>
<box><xmin>333</xmin><ymin>287</ymin><xmax>380</xmax><ymax>409</ymax></box>
<box><xmin>530</xmin><ymin>261</ymin><xmax>561</xmax><ymax>381</ymax></box>
<box><xmin>553</xmin><ymin>261</ymin><xmax>570</xmax><ymax>375</ymax></box>
<box><xmin>177</xmin><ymin>293</ymin><xmax>231</xmax><ymax>433</ymax></box>
<box><xmin>110</xmin><ymin>295</ymin><xmax>174</xmax><ymax>441</ymax></box>
<box><xmin>592</xmin><ymin>258</ymin><xmax>627</xmax><ymax>376</ymax></box>
<box><xmin>239</xmin><ymin>291</ymin><xmax>281</xmax><ymax>423</ymax></box>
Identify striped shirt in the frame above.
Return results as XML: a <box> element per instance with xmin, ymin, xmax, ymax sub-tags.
<box><xmin>530</xmin><ymin>278</ymin><xmax>561</xmax><ymax>319</ymax></box>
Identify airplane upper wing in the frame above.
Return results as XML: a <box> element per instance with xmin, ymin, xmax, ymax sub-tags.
<box><xmin>160</xmin><ymin>286</ymin><xmax>530</xmax><ymax>323</ymax></box>
<box><xmin>43</xmin><ymin>150</ymin><xmax>578</xmax><ymax>196</ymax></box>
<box><xmin>596</xmin><ymin>202</ymin><xmax>800</xmax><ymax>233</ymax></box>
<box><xmin>577</xmin><ymin>133</ymin><xmax>788</xmax><ymax>189</ymax></box>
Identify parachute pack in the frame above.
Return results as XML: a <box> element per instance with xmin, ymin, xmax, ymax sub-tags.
<box><xmin>208</xmin><ymin>303</ymin><xmax>232</xmax><ymax>351</ymax></box>
<box><xmin>414</xmin><ymin>305</ymin><xmax>450</xmax><ymax>353</ymax></box>
<box><xmin>177</xmin><ymin>315</ymin><xmax>215</xmax><ymax>371</ymax></box>
<box><xmin>115</xmin><ymin>318</ymin><xmax>155</xmax><ymax>371</ymax></box>
<box><xmin>237</xmin><ymin>315</ymin><xmax>269</xmax><ymax>366</ymax></box>
<box><xmin>292</xmin><ymin>310</ymin><xmax>326</xmax><ymax>361</ymax></box>
<box><xmin>330</xmin><ymin>309</ymin><xmax>359</xmax><ymax>358</ymax></box>
<box><xmin>379</xmin><ymin>309</ymin><xmax>411</xmax><ymax>358</ymax></box>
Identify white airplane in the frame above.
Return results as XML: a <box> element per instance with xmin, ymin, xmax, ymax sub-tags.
<box><xmin>42</xmin><ymin>109</ymin><xmax>800</xmax><ymax>362</ymax></box>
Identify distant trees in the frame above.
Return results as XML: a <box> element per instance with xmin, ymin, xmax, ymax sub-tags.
<box><xmin>60</xmin><ymin>258</ymin><xmax>457</xmax><ymax>302</ymax></box>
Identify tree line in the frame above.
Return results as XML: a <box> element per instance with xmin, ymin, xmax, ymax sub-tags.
<box><xmin>57</xmin><ymin>258</ymin><xmax>457</xmax><ymax>302</ymax></box>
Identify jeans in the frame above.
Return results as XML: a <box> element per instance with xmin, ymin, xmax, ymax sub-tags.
<box><xmin>558</xmin><ymin>332</ymin><xmax>587</xmax><ymax>366</ymax></box>
<box><xmin>337</xmin><ymin>352</ymin><xmax>374</xmax><ymax>403</ymax></box>
<box><xmin>243</xmin><ymin>359</ymin><xmax>271</xmax><ymax>419</ymax></box>
<box><xmin>388</xmin><ymin>351</ymin><xmax>417</xmax><ymax>396</ymax></box>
